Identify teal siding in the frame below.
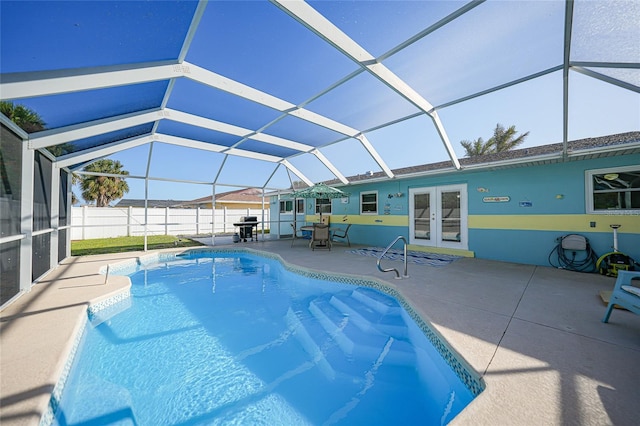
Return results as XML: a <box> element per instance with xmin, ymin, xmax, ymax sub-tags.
<box><xmin>346</xmin><ymin>225</ymin><xmax>408</xmax><ymax>248</ymax></box>
<box><xmin>465</xmin><ymin>165</ymin><xmax>586</xmax><ymax>215</ymax></box>
<box><xmin>271</xmin><ymin>153</ymin><xmax>640</xmax><ymax>267</ymax></box>
<box><xmin>471</xmin><ymin>228</ymin><xmax>639</xmax><ymax>268</ymax></box>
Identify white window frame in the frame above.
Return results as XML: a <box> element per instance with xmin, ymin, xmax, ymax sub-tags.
<box><xmin>360</xmin><ymin>191</ymin><xmax>378</xmax><ymax>215</ymax></box>
<box><xmin>296</xmin><ymin>199</ymin><xmax>305</xmax><ymax>214</ymax></box>
<box><xmin>315</xmin><ymin>198</ymin><xmax>332</xmax><ymax>215</ymax></box>
<box><xmin>585</xmin><ymin>165</ymin><xmax>640</xmax><ymax>214</ymax></box>
<box><xmin>279</xmin><ymin>200</ymin><xmax>293</xmax><ymax>214</ymax></box>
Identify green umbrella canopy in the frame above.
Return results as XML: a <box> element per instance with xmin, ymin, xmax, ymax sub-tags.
<box><xmin>290</xmin><ymin>183</ymin><xmax>350</xmax><ymax>199</ymax></box>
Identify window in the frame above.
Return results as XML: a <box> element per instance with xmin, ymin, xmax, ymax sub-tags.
<box><xmin>360</xmin><ymin>191</ymin><xmax>378</xmax><ymax>214</ymax></box>
<box><xmin>279</xmin><ymin>200</ymin><xmax>293</xmax><ymax>213</ymax></box>
<box><xmin>296</xmin><ymin>199</ymin><xmax>304</xmax><ymax>214</ymax></box>
<box><xmin>315</xmin><ymin>198</ymin><xmax>332</xmax><ymax>215</ymax></box>
<box><xmin>586</xmin><ymin>166</ymin><xmax>640</xmax><ymax>214</ymax></box>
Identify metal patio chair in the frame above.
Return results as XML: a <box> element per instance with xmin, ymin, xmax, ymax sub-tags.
<box><xmin>331</xmin><ymin>223</ymin><xmax>352</xmax><ymax>247</ymax></box>
<box><xmin>290</xmin><ymin>222</ymin><xmax>307</xmax><ymax>247</ymax></box>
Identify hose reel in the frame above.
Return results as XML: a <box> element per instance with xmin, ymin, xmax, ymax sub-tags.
<box><xmin>548</xmin><ymin>234</ymin><xmax>599</xmax><ymax>272</ymax></box>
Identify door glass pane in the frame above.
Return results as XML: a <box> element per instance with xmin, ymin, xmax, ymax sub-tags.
<box><xmin>441</xmin><ymin>191</ymin><xmax>461</xmax><ymax>242</ymax></box>
<box><xmin>413</xmin><ymin>193</ymin><xmax>430</xmax><ymax>240</ymax></box>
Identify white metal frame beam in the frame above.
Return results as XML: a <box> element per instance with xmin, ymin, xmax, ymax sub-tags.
<box><xmin>4</xmin><ymin>60</ymin><xmax>390</xmax><ymax>183</ymax></box>
<box><xmin>165</xmin><ymin>108</ymin><xmax>314</xmax><ymax>153</ymax></box>
<box><xmin>571</xmin><ymin>66</ymin><xmax>640</xmax><ymax>94</ymax></box>
<box><xmin>280</xmin><ymin>160</ymin><xmax>313</xmax><ymax>187</ymax></box>
<box><xmin>185</xmin><ymin>63</ymin><xmax>393</xmax><ymax>176</ymax></box>
<box><xmin>271</xmin><ymin>0</ymin><xmax>461</xmax><ymax>170</ymax></box>
<box><xmin>55</xmin><ymin>135</ymin><xmax>155</xmax><ymax>168</ymax></box>
<box><xmin>311</xmin><ymin>149</ymin><xmax>347</xmax><ymax>184</ymax></box>
<box><xmin>29</xmin><ymin>108</ymin><xmax>163</xmax><ymax>149</ymax></box>
<box><xmin>0</xmin><ymin>61</ymin><xmax>182</xmax><ymax>100</ymax></box>
<box><xmin>355</xmin><ymin>134</ymin><xmax>394</xmax><ymax>178</ymax></box>
<box><xmin>562</xmin><ymin>0</ymin><xmax>574</xmax><ymax>157</ymax></box>
<box><xmin>178</xmin><ymin>1</ymin><xmax>208</xmax><ymax>63</ymax></box>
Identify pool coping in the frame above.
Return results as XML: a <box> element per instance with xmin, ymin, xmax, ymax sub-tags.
<box><xmin>38</xmin><ymin>285</ymin><xmax>132</xmax><ymax>426</ymax></box>
<box><xmin>42</xmin><ymin>247</ymin><xmax>485</xmax><ymax>424</ymax></box>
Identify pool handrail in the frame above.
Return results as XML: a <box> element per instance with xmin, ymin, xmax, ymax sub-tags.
<box><xmin>377</xmin><ymin>236</ymin><xmax>409</xmax><ymax>279</ymax></box>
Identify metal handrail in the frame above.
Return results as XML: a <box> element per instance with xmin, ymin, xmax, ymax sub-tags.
<box><xmin>377</xmin><ymin>236</ymin><xmax>409</xmax><ymax>279</ymax></box>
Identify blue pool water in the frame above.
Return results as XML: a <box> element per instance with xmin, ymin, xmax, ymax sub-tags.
<box><xmin>52</xmin><ymin>252</ymin><xmax>477</xmax><ymax>425</ymax></box>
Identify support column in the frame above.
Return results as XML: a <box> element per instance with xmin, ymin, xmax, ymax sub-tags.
<box><xmin>144</xmin><ymin>179</ymin><xmax>148</xmax><ymax>251</ymax></box>
<box><xmin>50</xmin><ymin>166</ymin><xmax>60</xmax><ymax>268</ymax></box>
<box><xmin>211</xmin><ymin>185</ymin><xmax>216</xmax><ymax>246</ymax></box>
<box><xmin>260</xmin><ymin>189</ymin><xmax>266</xmax><ymax>241</ymax></box>
<box><xmin>20</xmin><ymin>142</ymin><xmax>34</xmax><ymax>291</ymax></box>
<box><xmin>65</xmin><ymin>172</ymin><xmax>72</xmax><ymax>258</ymax></box>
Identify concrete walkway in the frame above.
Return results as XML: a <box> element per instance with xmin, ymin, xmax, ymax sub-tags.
<box><xmin>1</xmin><ymin>238</ymin><xmax>639</xmax><ymax>425</ymax></box>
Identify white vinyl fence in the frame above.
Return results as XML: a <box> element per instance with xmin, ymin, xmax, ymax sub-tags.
<box><xmin>71</xmin><ymin>206</ymin><xmax>269</xmax><ymax>240</ymax></box>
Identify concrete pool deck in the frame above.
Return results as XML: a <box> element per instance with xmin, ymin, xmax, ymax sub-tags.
<box><xmin>1</xmin><ymin>238</ymin><xmax>639</xmax><ymax>425</ymax></box>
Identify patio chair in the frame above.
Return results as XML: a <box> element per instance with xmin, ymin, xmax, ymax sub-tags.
<box><xmin>602</xmin><ymin>270</ymin><xmax>640</xmax><ymax>323</ymax></box>
<box><xmin>312</xmin><ymin>223</ymin><xmax>331</xmax><ymax>251</ymax></box>
<box><xmin>331</xmin><ymin>223</ymin><xmax>351</xmax><ymax>247</ymax></box>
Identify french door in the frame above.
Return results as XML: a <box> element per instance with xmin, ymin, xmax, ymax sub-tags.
<box><xmin>409</xmin><ymin>184</ymin><xmax>467</xmax><ymax>249</ymax></box>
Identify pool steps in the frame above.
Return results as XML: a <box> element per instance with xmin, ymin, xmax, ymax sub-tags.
<box><xmin>330</xmin><ymin>293</ymin><xmax>409</xmax><ymax>339</ymax></box>
<box><xmin>291</xmin><ymin>286</ymin><xmax>419</xmax><ymax>380</ymax></box>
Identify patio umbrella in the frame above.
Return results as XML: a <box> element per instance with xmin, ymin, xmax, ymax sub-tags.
<box><xmin>290</xmin><ymin>183</ymin><xmax>350</xmax><ymax>222</ymax></box>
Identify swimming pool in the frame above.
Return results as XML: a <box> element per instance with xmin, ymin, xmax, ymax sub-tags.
<box><xmin>48</xmin><ymin>250</ymin><xmax>481</xmax><ymax>425</ymax></box>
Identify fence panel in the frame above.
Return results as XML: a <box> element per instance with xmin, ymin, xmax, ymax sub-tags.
<box><xmin>70</xmin><ymin>206</ymin><xmax>270</xmax><ymax>240</ymax></box>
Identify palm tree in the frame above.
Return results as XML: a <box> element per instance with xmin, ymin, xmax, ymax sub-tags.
<box><xmin>79</xmin><ymin>160</ymin><xmax>130</xmax><ymax>207</ymax></box>
<box><xmin>491</xmin><ymin>124</ymin><xmax>529</xmax><ymax>153</ymax></box>
<box><xmin>71</xmin><ymin>173</ymin><xmax>80</xmax><ymax>205</ymax></box>
<box><xmin>460</xmin><ymin>137</ymin><xmax>494</xmax><ymax>156</ymax></box>
<box><xmin>461</xmin><ymin>123</ymin><xmax>529</xmax><ymax>157</ymax></box>
<box><xmin>0</xmin><ymin>101</ymin><xmax>46</xmax><ymax>133</ymax></box>
<box><xmin>1</xmin><ymin>101</ymin><xmax>77</xmax><ymax>157</ymax></box>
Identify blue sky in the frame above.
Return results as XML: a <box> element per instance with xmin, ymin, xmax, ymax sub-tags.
<box><xmin>1</xmin><ymin>0</ymin><xmax>638</xmax><ymax>202</ymax></box>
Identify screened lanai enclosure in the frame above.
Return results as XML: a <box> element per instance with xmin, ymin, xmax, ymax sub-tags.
<box><xmin>1</xmin><ymin>0</ymin><xmax>639</xmax><ymax>306</ymax></box>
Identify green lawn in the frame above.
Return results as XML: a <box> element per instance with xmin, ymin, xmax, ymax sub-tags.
<box><xmin>71</xmin><ymin>235</ymin><xmax>204</xmax><ymax>256</ymax></box>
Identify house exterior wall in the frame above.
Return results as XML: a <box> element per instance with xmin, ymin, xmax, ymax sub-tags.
<box><xmin>271</xmin><ymin>154</ymin><xmax>640</xmax><ymax>267</ymax></box>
